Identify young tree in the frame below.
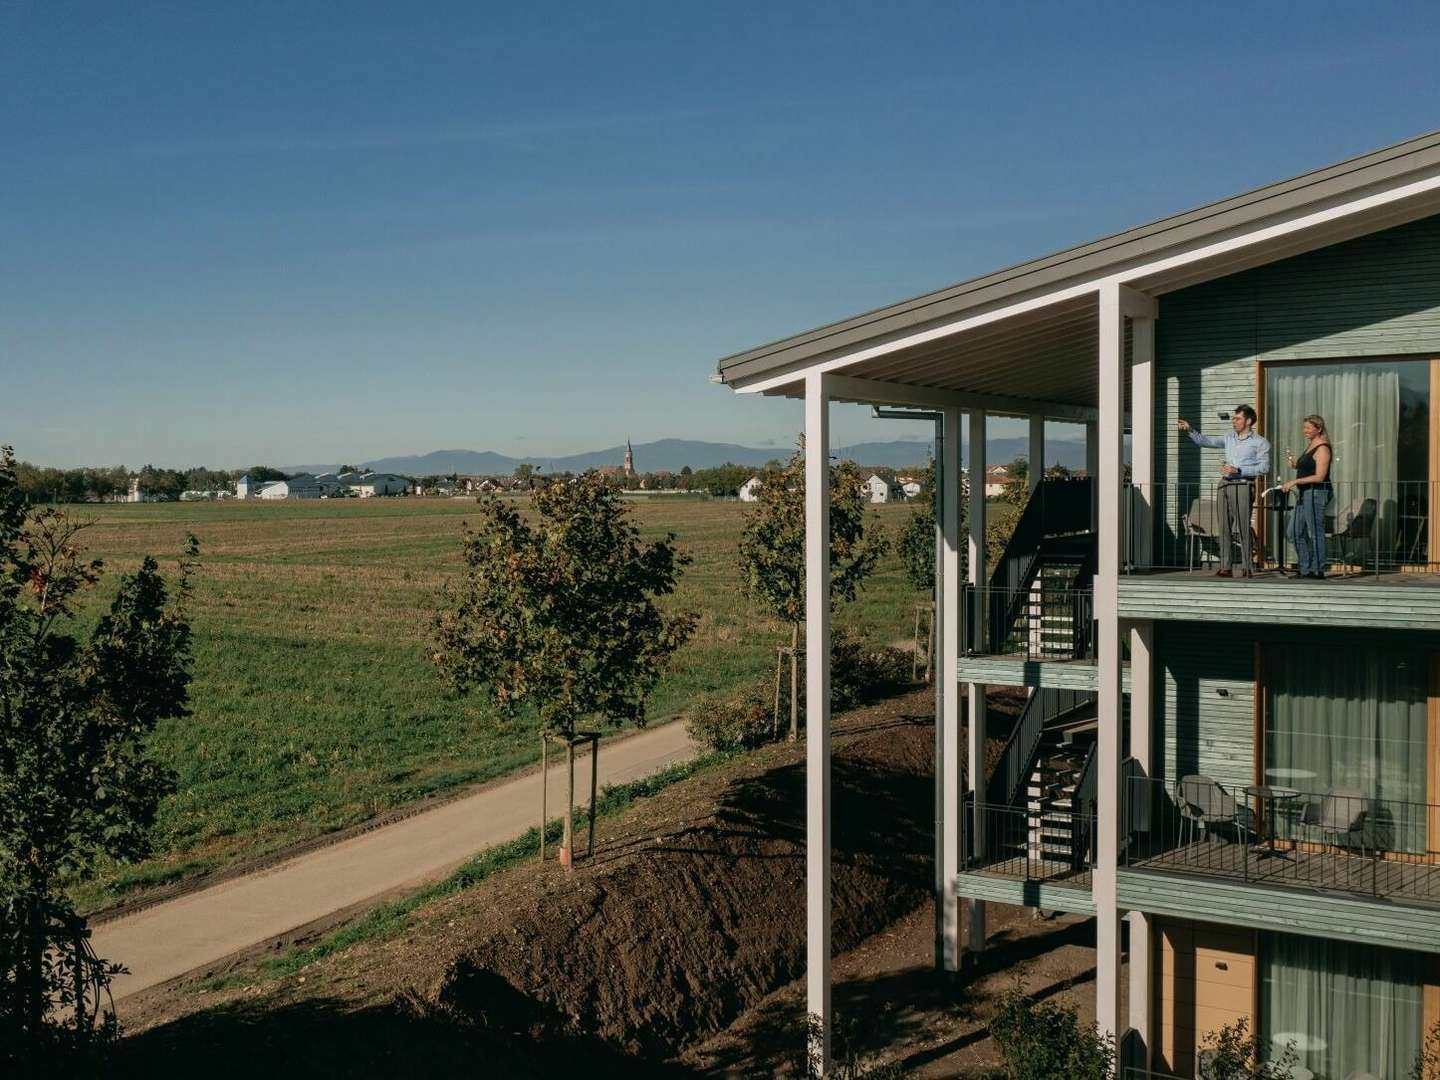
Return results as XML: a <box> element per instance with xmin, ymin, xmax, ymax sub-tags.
<box><xmin>989</xmin><ymin>983</ymin><xmax>1112</xmax><ymax>1080</ymax></box>
<box><xmin>1198</xmin><ymin>1018</ymin><xmax>1298</xmax><ymax>1079</ymax></box>
<box><xmin>737</xmin><ymin>447</ymin><xmax>888</xmax><ymax>738</ymax></box>
<box><xmin>0</xmin><ymin>447</ymin><xmax>197</xmax><ymax>1069</ymax></box>
<box><xmin>431</xmin><ymin>472</ymin><xmax>697</xmax><ymax>864</ymax></box>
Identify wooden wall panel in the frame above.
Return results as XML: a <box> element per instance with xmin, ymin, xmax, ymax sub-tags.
<box><xmin>1153</xmin><ymin>917</ymin><xmax>1257</xmax><ymax>1079</ymax></box>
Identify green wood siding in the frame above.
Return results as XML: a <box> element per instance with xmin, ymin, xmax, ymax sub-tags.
<box><xmin>1155</xmin><ymin>213</ymin><xmax>1440</xmax><ymax>494</ymax></box>
<box><xmin>955</xmin><ymin>872</ymin><xmax>1096</xmax><ymax>915</ymax></box>
<box><xmin>1119</xmin><ymin>577</ymin><xmax>1440</xmax><ymax>631</ymax></box>
<box><xmin>1155</xmin><ymin>622</ymin><xmax>1254</xmax><ymax>790</ymax></box>
<box><xmin>956</xmin><ymin>656</ymin><xmax>1131</xmax><ymax>692</ymax></box>
<box><xmin>1117</xmin><ymin>868</ymin><xmax>1440</xmax><ymax>954</ymax></box>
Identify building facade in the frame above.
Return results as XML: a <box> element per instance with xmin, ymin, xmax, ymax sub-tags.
<box><xmin>716</xmin><ymin>131</ymin><xmax>1440</xmax><ymax>1078</ymax></box>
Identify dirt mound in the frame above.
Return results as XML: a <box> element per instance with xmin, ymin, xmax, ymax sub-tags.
<box><xmin>422</xmin><ymin>706</ymin><xmax>936</xmax><ymax>1059</ymax></box>
<box><xmin>116</xmin><ymin>690</ymin><xmax>980</xmax><ymax>1076</ymax></box>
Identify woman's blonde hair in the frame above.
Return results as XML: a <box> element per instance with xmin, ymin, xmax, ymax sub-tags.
<box><xmin>1303</xmin><ymin>414</ymin><xmax>1328</xmax><ymax>438</ymax></box>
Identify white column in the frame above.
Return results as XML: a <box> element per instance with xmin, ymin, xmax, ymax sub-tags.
<box><xmin>941</xmin><ymin>406</ymin><xmax>963</xmax><ymax>972</ymax></box>
<box><xmin>1132</xmin><ymin>314</ymin><xmax>1156</xmax><ymax>568</ymax></box>
<box><xmin>966</xmin><ymin>409</ymin><xmax>987</xmax><ymax>960</ymax></box>
<box><xmin>1095</xmin><ymin>284</ymin><xmax>1127</xmax><ymax>1046</ymax></box>
<box><xmin>1028</xmin><ymin>414</ymin><xmax>1045</xmax><ymax>492</ymax></box>
<box><xmin>1085</xmin><ymin>419</ymin><xmax>1100</xmax><ymax>526</ymax></box>
<box><xmin>1127</xmin><ymin>620</ymin><xmax>1156</xmax><ymax>1069</ymax></box>
<box><xmin>804</xmin><ymin>373</ymin><xmax>833</xmax><ymax>1072</ymax></box>
<box><xmin>1125</xmin><ymin>309</ymin><xmax>1157</xmax><ymax>1069</ymax></box>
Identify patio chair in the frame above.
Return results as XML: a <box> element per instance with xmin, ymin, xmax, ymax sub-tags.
<box><xmin>1300</xmin><ymin>788</ymin><xmax>1369</xmax><ymax>857</ymax></box>
<box><xmin>1329</xmin><ymin>496</ymin><xmax>1377</xmax><ymax>571</ymax></box>
<box><xmin>1183</xmin><ymin>497</ymin><xmax>1221</xmax><ymax>570</ymax></box>
<box><xmin>1175</xmin><ymin>775</ymin><xmax>1254</xmax><ymax>847</ymax></box>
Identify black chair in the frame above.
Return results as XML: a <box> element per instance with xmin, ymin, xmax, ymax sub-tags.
<box><xmin>1175</xmin><ymin>775</ymin><xmax>1254</xmax><ymax>847</ymax></box>
<box><xmin>1301</xmin><ymin>788</ymin><xmax>1369</xmax><ymax>857</ymax></box>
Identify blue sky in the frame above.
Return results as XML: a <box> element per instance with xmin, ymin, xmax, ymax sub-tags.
<box><xmin>3</xmin><ymin>2</ymin><xmax>1439</xmax><ymax>468</ymax></box>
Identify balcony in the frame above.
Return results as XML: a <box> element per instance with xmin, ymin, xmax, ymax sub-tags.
<box><xmin>957</xmin><ymin>583</ymin><xmax>1124</xmax><ymax>691</ymax></box>
<box><xmin>956</xmin><ymin>798</ymin><xmax>1097</xmax><ymax>915</ymax></box>
<box><xmin>1120</xmin><ymin>480</ymin><xmax>1440</xmax><ymax>630</ymax></box>
<box><xmin>1118</xmin><ymin>774</ymin><xmax>1440</xmax><ymax>953</ymax></box>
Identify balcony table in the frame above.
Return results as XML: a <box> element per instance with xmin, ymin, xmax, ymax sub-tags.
<box><xmin>1244</xmin><ymin>785</ymin><xmax>1301</xmax><ymax>859</ymax></box>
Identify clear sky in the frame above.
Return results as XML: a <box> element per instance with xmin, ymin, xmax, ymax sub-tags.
<box><xmin>3</xmin><ymin>2</ymin><xmax>1439</xmax><ymax>468</ymax></box>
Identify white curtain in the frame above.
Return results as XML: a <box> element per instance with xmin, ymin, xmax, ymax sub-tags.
<box><xmin>1263</xmin><ymin>932</ymin><xmax>1424</xmax><ymax>1080</ymax></box>
<box><xmin>1267</xmin><ymin>364</ymin><xmax>1402</xmax><ymax>559</ymax></box>
<box><xmin>1266</xmin><ymin>643</ymin><xmax>1428</xmax><ymax>852</ymax></box>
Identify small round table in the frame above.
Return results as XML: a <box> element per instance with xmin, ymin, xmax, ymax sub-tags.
<box><xmin>1244</xmin><ymin>785</ymin><xmax>1301</xmax><ymax>858</ymax></box>
<box><xmin>1264</xmin><ymin>767</ymin><xmax>1317</xmax><ymax>784</ymax></box>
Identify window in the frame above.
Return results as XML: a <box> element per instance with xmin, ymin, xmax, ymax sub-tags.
<box><xmin>1261</xmin><ymin>932</ymin><xmax>1424</xmax><ymax>1080</ymax></box>
<box><xmin>1264</xmin><ymin>642</ymin><xmax>1429</xmax><ymax>852</ymax></box>
<box><xmin>1264</xmin><ymin>356</ymin><xmax>1432</xmax><ymax>565</ymax></box>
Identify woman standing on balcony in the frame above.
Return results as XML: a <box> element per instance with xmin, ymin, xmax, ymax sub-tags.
<box><xmin>1282</xmin><ymin>415</ymin><xmax>1333</xmax><ymax>579</ymax></box>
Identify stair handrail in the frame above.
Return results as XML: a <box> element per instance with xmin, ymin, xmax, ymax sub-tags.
<box><xmin>985</xmin><ymin>686</ymin><xmax>1089</xmax><ymax>807</ymax></box>
<box><xmin>987</xmin><ymin>477</ymin><xmax>1093</xmax><ymax>651</ymax></box>
<box><xmin>1070</xmin><ymin>739</ymin><xmax>1100</xmax><ymax>871</ymax></box>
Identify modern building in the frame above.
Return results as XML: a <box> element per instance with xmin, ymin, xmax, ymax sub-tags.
<box><xmin>715</xmin><ymin>129</ymin><xmax>1440</xmax><ymax>1079</ymax></box>
<box><xmin>257</xmin><ymin>473</ymin><xmax>323</xmax><ymax>499</ymax></box>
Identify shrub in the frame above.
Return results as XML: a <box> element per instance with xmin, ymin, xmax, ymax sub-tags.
<box><xmin>831</xmin><ymin>628</ymin><xmax>913</xmax><ymax>711</ymax></box>
<box><xmin>1413</xmin><ymin>1018</ymin><xmax>1440</xmax><ymax>1080</ymax></box>
<box><xmin>798</xmin><ymin>1013</ymin><xmax>907</xmax><ymax>1079</ymax></box>
<box><xmin>684</xmin><ymin>686</ymin><xmax>774</xmax><ymax>753</ymax></box>
<box><xmin>1198</xmin><ymin>1018</ymin><xmax>1297</xmax><ymax>1079</ymax></box>
<box><xmin>989</xmin><ymin>984</ymin><xmax>1112</xmax><ymax>1080</ymax></box>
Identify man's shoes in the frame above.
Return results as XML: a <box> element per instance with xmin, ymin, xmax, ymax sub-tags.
<box><xmin>1215</xmin><ymin>569</ymin><xmax>1233</xmax><ymax>578</ymax></box>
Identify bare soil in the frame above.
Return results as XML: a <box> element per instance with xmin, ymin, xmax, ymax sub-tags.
<box><xmin>113</xmin><ymin>686</ymin><xmax>1099</xmax><ymax>1078</ymax></box>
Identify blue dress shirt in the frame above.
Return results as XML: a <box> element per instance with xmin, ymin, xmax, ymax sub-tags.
<box><xmin>1187</xmin><ymin>428</ymin><xmax>1272</xmax><ymax>478</ymax></box>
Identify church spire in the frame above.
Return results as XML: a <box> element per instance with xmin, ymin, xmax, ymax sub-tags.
<box><xmin>623</xmin><ymin>438</ymin><xmax>634</xmax><ymax>476</ymax></box>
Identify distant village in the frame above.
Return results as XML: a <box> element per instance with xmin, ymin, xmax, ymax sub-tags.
<box><xmin>9</xmin><ymin>439</ymin><xmax>1044</xmax><ymax>505</ymax></box>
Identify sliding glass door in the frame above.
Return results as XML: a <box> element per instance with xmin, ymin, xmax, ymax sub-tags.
<box><xmin>1262</xmin><ymin>932</ymin><xmax>1424</xmax><ymax>1079</ymax></box>
<box><xmin>1264</xmin><ymin>642</ymin><xmax>1429</xmax><ymax>853</ymax></box>
<box><xmin>1264</xmin><ymin>356</ymin><xmax>1432</xmax><ymax>567</ymax></box>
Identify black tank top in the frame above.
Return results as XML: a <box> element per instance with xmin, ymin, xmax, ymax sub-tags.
<box><xmin>1295</xmin><ymin>443</ymin><xmax>1332</xmax><ymax>493</ymax></box>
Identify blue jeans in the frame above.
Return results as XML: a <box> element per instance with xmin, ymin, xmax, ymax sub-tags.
<box><xmin>1288</xmin><ymin>487</ymin><xmax>1329</xmax><ymax>575</ymax></box>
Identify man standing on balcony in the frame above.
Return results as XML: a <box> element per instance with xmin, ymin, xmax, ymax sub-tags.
<box><xmin>1177</xmin><ymin>406</ymin><xmax>1271</xmax><ymax>577</ymax></box>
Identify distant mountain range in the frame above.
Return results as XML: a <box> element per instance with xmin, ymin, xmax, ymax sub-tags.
<box><xmin>284</xmin><ymin>436</ymin><xmax>1085</xmax><ymax>477</ymax></box>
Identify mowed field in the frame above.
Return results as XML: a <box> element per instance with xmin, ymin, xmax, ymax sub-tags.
<box><xmin>63</xmin><ymin>495</ymin><xmax>924</xmax><ymax>911</ymax></box>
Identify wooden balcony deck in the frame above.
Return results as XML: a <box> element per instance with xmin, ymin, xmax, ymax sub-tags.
<box><xmin>1130</xmin><ymin>837</ymin><xmax>1440</xmax><ymax>909</ymax></box>
<box><xmin>1117</xmin><ymin>569</ymin><xmax>1440</xmax><ymax>630</ymax></box>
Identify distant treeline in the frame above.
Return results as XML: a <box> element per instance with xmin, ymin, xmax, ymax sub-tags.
<box><xmin>9</xmin><ymin>461</ymin><xmax>288</xmax><ymax>502</ymax></box>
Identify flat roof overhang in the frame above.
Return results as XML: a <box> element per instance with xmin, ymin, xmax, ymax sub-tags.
<box><xmin>717</xmin><ymin>130</ymin><xmax>1440</xmax><ymax>417</ymax></box>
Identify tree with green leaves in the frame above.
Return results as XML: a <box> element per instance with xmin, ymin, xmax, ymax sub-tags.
<box><xmin>0</xmin><ymin>447</ymin><xmax>197</xmax><ymax>1071</ymax></box>
<box><xmin>1197</xmin><ymin>1018</ymin><xmax>1298</xmax><ymax>1079</ymax></box>
<box><xmin>431</xmin><ymin>472</ymin><xmax>697</xmax><ymax>864</ymax></box>
<box><xmin>989</xmin><ymin>982</ymin><xmax>1112</xmax><ymax>1080</ymax></box>
<box><xmin>737</xmin><ymin>447</ymin><xmax>888</xmax><ymax>739</ymax></box>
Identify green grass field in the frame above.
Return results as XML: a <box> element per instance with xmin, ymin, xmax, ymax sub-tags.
<box><xmin>62</xmin><ymin>495</ymin><xmax>944</xmax><ymax>910</ymax></box>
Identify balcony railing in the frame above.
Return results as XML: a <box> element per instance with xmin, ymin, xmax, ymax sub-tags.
<box><xmin>1123</xmin><ymin>774</ymin><xmax>1440</xmax><ymax>906</ymax></box>
<box><xmin>960</xmin><ymin>584</ymin><xmax>1095</xmax><ymax>660</ymax></box>
<box><xmin>1124</xmin><ymin>479</ymin><xmax>1439</xmax><ymax>575</ymax></box>
<box><xmin>961</xmin><ymin>798</ymin><xmax>1096</xmax><ymax>889</ymax></box>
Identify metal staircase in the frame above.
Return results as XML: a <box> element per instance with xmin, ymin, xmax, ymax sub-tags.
<box><xmin>968</xmin><ymin>476</ymin><xmax>1096</xmax><ymax>659</ymax></box>
<box><xmin>1023</xmin><ymin>720</ymin><xmax>1098</xmax><ymax>872</ymax></box>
